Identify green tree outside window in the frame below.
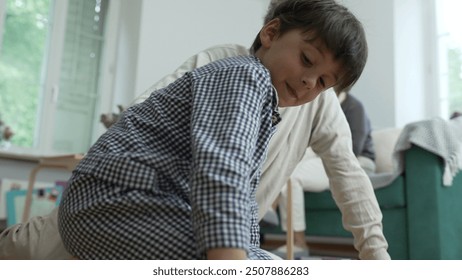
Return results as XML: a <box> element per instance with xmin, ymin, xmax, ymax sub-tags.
<box><xmin>0</xmin><ymin>0</ymin><xmax>52</xmax><ymax>147</ymax></box>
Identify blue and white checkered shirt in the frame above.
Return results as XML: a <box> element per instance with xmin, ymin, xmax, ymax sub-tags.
<box><xmin>58</xmin><ymin>55</ymin><xmax>281</xmax><ymax>259</ymax></box>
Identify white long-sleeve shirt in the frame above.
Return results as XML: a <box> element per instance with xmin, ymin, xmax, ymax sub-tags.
<box><xmin>133</xmin><ymin>44</ymin><xmax>390</xmax><ymax>260</ymax></box>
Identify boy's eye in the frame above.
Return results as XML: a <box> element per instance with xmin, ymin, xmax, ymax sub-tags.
<box><xmin>301</xmin><ymin>54</ymin><xmax>312</xmax><ymax>66</ymax></box>
<box><xmin>319</xmin><ymin>78</ymin><xmax>326</xmax><ymax>88</ymax></box>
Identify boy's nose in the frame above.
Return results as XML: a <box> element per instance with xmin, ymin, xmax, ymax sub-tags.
<box><xmin>302</xmin><ymin>75</ymin><xmax>317</xmax><ymax>90</ymax></box>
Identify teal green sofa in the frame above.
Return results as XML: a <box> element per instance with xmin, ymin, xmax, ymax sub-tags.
<box><xmin>262</xmin><ymin>145</ymin><xmax>462</xmax><ymax>259</ymax></box>
<box><xmin>306</xmin><ymin>145</ymin><xmax>462</xmax><ymax>259</ymax></box>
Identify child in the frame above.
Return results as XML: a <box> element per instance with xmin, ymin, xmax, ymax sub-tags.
<box><xmin>57</xmin><ymin>0</ymin><xmax>368</xmax><ymax>259</ymax></box>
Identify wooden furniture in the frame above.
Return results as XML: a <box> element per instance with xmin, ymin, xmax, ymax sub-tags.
<box><xmin>22</xmin><ymin>154</ymin><xmax>83</xmax><ymax>222</ymax></box>
<box><xmin>286</xmin><ymin>179</ymin><xmax>294</xmax><ymax>260</ymax></box>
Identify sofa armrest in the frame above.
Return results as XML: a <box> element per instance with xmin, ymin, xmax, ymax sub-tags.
<box><xmin>405</xmin><ymin>145</ymin><xmax>462</xmax><ymax>259</ymax></box>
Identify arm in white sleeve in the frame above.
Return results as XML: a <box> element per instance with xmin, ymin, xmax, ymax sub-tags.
<box><xmin>310</xmin><ymin>90</ymin><xmax>390</xmax><ymax>260</ymax></box>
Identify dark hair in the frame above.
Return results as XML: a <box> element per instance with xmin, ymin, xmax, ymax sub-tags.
<box><xmin>251</xmin><ymin>0</ymin><xmax>368</xmax><ymax>92</ymax></box>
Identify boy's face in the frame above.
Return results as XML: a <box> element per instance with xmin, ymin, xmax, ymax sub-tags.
<box><xmin>256</xmin><ymin>20</ymin><xmax>344</xmax><ymax>107</ymax></box>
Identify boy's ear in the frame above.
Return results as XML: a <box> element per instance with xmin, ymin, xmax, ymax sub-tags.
<box><xmin>259</xmin><ymin>18</ymin><xmax>280</xmax><ymax>48</ymax></box>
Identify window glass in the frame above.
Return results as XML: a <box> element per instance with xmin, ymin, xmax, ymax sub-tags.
<box><xmin>435</xmin><ymin>0</ymin><xmax>462</xmax><ymax>117</ymax></box>
<box><xmin>0</xmin><ymin>0</ymin><xmax>108</xmax><ymax>153</ymax></box>
<box><xmin>0</xmin><ymin>0</ymin><xmax>52</xmax><ymax>147</ymax></box>
<box><xmin>52</xmin><ymin>0</ymin><xmax>108</xmax><ymax>153</ymax></box>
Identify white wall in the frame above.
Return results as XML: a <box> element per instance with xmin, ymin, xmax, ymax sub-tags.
<box><xmin>341</xmin><ymin>0</ymin><xmax>430</xmax><ymax>129</ymax></box>
<box><xmin>340</xmin><ymin>0</ymin><xmax>397</xmax><ymax>129</ymax></box>
<box><xmin>0</xmin><ymin>158</ymin><xmax>71</xmax><ymax>183</ymax></box>
<box><xmin>393</xmin><ymin>0</ymin><xmax>426</xmax><ymax>128</ymax></box>
<box><xmin>112</xmin><ymin>0</ymin><xmax>143</xmax><ymax>108</ymax></box>
<box><xmin>111</xmin><ymin>0</ymin><xmax>432</xmax><ymax>129</ymax></box>
<box><xmin>134</xmin><ymin>0</ymin><xmax>271</xmax><ymax>96</ymax></box>
<box><xmin>92</xmin><ymin>0</ymin><xmax>142</xmax><ymax>142</ymax></box>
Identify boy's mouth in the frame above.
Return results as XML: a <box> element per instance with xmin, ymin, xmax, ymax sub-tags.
<box><xmin>286</xmin><ymin>83</ymin><xmax>299</xmax><ymax>100</ymax></box>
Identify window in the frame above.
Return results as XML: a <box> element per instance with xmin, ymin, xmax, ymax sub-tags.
<box><xmin>435</xmin><ymin>0</ymin><xmax>462</xmax><ymax>118</ymax></box>
<box><xmin>0</xmin><ymin>0</ymin><xmax>109</xmax><ymax>154</ymax></box>
<box><xmin>0</xmin><ymin>0</ymin><xmax>52</xmax><ymax>148</ymax></box>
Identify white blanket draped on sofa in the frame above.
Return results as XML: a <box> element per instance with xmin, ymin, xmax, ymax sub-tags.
<box><xmin>370</xmin><ymin>116</ymin><xmax>462</xmax><ymax>189</ymax></box>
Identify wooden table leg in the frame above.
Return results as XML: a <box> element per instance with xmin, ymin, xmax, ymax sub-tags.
<box><xmin>22</xmin><ymin>165</ymin><xmax>43</xmax><ymax>223</ymax></box>
<box><xmin>286</xmin><ymin>179</ymin><xmax>294</xmax><ymax>260</ymax></box>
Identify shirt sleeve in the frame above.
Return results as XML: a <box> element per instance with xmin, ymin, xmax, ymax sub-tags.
<box><xmin>310</xmin><ymin>91</ymin><xmax>390</xmax><ymax>260</ymax></box>
<box><xmin>188</xmin><ymin>63</ymin><xmax>272</xmax><ymax>255</ymax></box>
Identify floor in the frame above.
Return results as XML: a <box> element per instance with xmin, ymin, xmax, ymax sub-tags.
<box><xmin>0</xmin><ymin>220</ymin><xmax>5</xmax><ymax>232</ymax></box>
<box><xmin>261</xmin><ymin>233</ymin><xmax>359</xmax><ymax>260</ymax></box>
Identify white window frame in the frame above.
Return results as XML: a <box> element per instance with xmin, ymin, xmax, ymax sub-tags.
<box><xmin>424</xmin><ymin>0</ymin><xmax>462</xmax><ymax>119</ymax></box>
<box><xmin>423</xmin><ymin>0</ymin><xmax>441</xmax><ymax>118</ymax></box>
<box><xmin>0</xmin><ymin>0</ymin><xmax>121</xmax><ymax>155</ymax></box>
<box><xmin>91</xmin><ymin>0</ymin><xmax>121</xmax><ymax>144</ymax></box>
<box><xmin>37</xmin><ymin>0</ymin><xmax>69</xmax><ymax>153</ymax></box>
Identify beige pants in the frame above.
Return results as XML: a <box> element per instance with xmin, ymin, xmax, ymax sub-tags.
<box><xmin>0</xmin><ymin>207</ymin><xmax>281</xmax><ymax>260</ymax></box>
<box><xmin>0</xmin><ymin>207</ymin><xmax>72</xmax><ymax>259</ymax></box>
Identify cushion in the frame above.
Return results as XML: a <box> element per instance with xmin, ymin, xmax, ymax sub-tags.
<box><xmin>372</xmin><ymin>127</ymin><xmax>402</xmax><ymax>173</ymax></box>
